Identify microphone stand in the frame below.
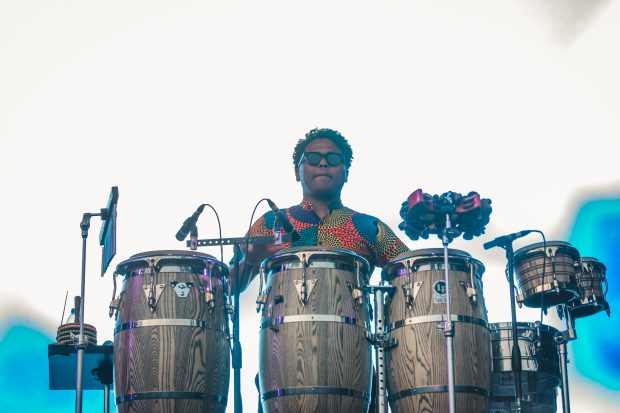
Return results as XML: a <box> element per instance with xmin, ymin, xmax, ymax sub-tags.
<box><xmin>554</xmin><ymin>305</ymin><xmax>576</xmax><ymax>413</ymax></box>
<box><xmin>75</xmin><ymin>211</ymin><xmax>104</xmax><ymax>413</ymax></box>
<box><xmin>488</xmin><ymin>238</ymin><xmax>524</xmax><ymax>413</ymax></box>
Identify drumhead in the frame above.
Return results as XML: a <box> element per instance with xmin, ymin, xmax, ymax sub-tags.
<box><xmin>116</xmin><ymin>250</ymin><xmax>228</xmax><ymax>276</ymax></box>
<box><xmin>514</xmin><ymin>241</ymin><xmax>579</xmax><ymax>262</ymax></box>
<box><xmin>260</xmin><ymin>246</ymin><xmax>370</xmax><ymax>276</ymax></box>
<box><xmin>382</xmin><ymin>248</ymin><xmax>484</xmax><ymax>281</ymax></box>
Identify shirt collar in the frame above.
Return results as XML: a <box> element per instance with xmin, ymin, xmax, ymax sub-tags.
<box><xmin>300</xmin><ymin>199</ymin><xmax>344</xmax><ymax>212</ymax></box>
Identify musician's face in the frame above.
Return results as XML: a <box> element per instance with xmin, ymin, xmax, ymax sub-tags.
<box><xmin>295</xmin><ymin>138</ymin><xmax>348</xmax><ymax>200</ymax></box>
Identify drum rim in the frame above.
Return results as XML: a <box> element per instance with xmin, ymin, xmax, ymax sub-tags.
<box><xmin>489</xmin><ymin>321</ymin><xmax>560</xmax><ymax>334</ymax></box>
<box><xmin>580</xmin><ymin>257</ymin><xmax>607</xmax><ymax>272</ymax></box>
<box><xmin>382</xmin><ymin>248</ymin><xmax>484</xmax><ymax>279</ymax></box>
<box><xmin>260</xmin><ymin>246</ymin><xmax>370</xmax><ymax>273</ymax></box>
<box><xmin>116</xmin><ymin>250</ymin><xmax>227</xmax><ymax>274</ymax></box>
<box><xmin>513</xmin><ymin>241</ymin><xmax>579</xmax><ymax>260</ymax></box>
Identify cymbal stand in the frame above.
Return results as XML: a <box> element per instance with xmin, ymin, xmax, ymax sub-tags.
<box><xmin>439</xmin><ymin>194</ymin><xmax>459</xmax><ymax>413</ymax></box>
<box><xmin>555</xmin><ymin>304</ymin><xmax>577</xmax><ymax>413</ymax></box>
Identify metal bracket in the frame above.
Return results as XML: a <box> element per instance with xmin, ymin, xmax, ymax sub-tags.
<box><xmin>143</xmin><ymin>284</ymin><xmax>166</xmax><ymax>307</ymax></box>
<box><xmin>294</xmin><ymin>279</ymin><xmax>317</xmax><ymax>303</ymax></box>
<box><xmin>366</xmin><ymin>331</ymin><xmax>398</xmax><ymax>349</ymax></box>
<box><xmin>170</xmin><ymin>281</ymin><xmax>193</xmax><ymax>298</ymax></box>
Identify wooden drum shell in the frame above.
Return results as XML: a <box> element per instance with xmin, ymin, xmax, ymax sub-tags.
<box><xmin>258</xmin><ymin>248</ymin><xmax>372</xmax><ymax>413</ymax></box>
<box><xmin>114</xmin><ymin>251</ymin><xmax>230</xmax><ymax>413</ymax></box>
<box><xmin>383</xmin><ymin>249</ymin><xmax>491</xmax><ymax>413</ymax></box>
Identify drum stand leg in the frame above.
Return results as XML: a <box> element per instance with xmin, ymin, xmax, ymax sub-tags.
<box><xmin>555</xmin><ymin>305</ymin><xmax>577</xmax><ymax>413</ymax></box>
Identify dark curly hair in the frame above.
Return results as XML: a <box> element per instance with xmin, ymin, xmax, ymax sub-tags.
<box><xmin>292</xmin><ymin>128</ymin><xmax>354</xmax><ymax>170</ymax></box>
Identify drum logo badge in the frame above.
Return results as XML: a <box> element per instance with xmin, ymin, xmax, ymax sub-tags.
<box><xmin>171</xmin><ymin>281</ymin><xmax>193</xmax><ymax>298</ymax></box>
<box><xmin>433</xmin><ymin>280</ymin><xmax>447</xmax><ymax>304</ymax></box>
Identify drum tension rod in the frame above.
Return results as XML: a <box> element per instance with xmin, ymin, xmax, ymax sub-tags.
<box><xmin>204</xmin><ymin>263</ymin><xmax>215</xmax><ymax>313</ymax></box>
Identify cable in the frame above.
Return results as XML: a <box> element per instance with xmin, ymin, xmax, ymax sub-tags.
<box><xmin>202</xmin><ymin>203</ymin><xmax>224</xmax><ymax>263</ymax></box>
<box><xmin>240</xmin><ymin>198</ymin><xmax>271</xmax><ymax>289</ymax></box>
<box><xmin>530</xmin><ymin>230</ymin><xmax>547</xmax><ymax>325</ymax></box>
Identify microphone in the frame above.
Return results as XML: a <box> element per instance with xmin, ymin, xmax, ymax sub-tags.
<box><xmin>267</xmin><ymin>199</ymin><xmax>300</xmax><ymax>242</ymax></box>
<box><xmin>175</xmin><ymin>204</ymin><xmax>206</xmax><ymax>241</ymax></box>
<box><xmin>483</xmin><ymin>230</ymin><xmax>533</xmax><ymax>250</ymax></box>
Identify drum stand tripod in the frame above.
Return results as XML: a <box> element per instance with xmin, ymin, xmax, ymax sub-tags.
<box><xmin>555</xmin><ymin>304</ymin><xmax>577</xmax><ymax>413</ymax></box>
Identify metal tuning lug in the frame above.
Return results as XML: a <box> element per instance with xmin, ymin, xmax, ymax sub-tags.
<box><xmin>404</xmin><ymin>284</ymin><xmax>413</xmax><ymax>309</ymax></box>
<box><xmin>108</xmin><ymin>297</ymin><xmax>120</xmax><ymax>318</ymax></box>
<box><xmin>144</xmin><ymin>283</ymin><xmax>166</xmax><ymax>311</ymax></box>
<box><xmin>352</xmin><ymin>287</ymin><xmax>364</xmax><ymax>308</ymax></box>
<box><xmin>256</xmin><ymin>293</ymin><xmax>268</xmax><ymax>313</ymax></box>
<box><xmin>204</xmin><ymin>289</ymin><xmax>215</xmax><ymax>313</ymax></box>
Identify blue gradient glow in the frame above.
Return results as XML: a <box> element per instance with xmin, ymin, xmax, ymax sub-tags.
<box><xmin>0</xmin><ymin>319</ymin><xmax>103</xmax><ymax>412</ymax></box>
<box><xmin>569</xmin><ymin>197</ymin><xmax>620</xmax><ymax>390</ymax></box>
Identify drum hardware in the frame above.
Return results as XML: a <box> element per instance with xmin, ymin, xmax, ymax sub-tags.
<box><xmin>363</xmin><ymin>284</ymin><xmax>397</xmax><ymax>413</ymax></box>
<box><xmin>467</xmin><ymin>259</ymin><xmax>478</xmax><ymax>303</ymax></box>
<box><xmin>108</xmin><ymin>272</ymin><xmax>120</xmax><ymax>318</ymax></box>
<box><xmin>147</xmin><ymin>259</ymin><xmax>157</xmax><ymax>311</ymax></box>
<box><xmin>256</xmin><ymin>265</ymin><xmax>267</xmax><ymax>312</ymax></box>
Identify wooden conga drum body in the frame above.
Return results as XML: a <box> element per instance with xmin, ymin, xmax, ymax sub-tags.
<box><xmin>513</xmin><ymin>241</ymin><xmax>580</xmax><ymax>308</ymax></box>
<box><xmin>258</xmin><ymin>247</ymin><xmax>372</xmax><ymax>413</ymax></box>
<box><xmin>383</xmin><ymin>249</ymin><xmax>491</xmax><ymax>413</ymax></box>
<box><xmin>114</xmin><ymin>250</ymin><xmax>230</xmax><ymax>413</ymax></box>
<box><xmin>570</xmin><ymin>257</ymin><xmax>610</xmax><ymax>318</ymax></box>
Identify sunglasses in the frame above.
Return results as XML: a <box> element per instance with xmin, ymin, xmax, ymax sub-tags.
<box><xmin>299</xmin><ymin>152</ymin><xmax>345</xmax><ymax>167</ymax></box>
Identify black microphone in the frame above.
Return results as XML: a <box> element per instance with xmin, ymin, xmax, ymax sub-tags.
<box><xmin>175</xmin><ymin>204</ymin><xmax>206</xmax><ymax>241</ymax></box>
<box><xmin>483</xmin><ymin>230</ymin><xmax>533</xmax><ymax>250</ymax></box>
<box><xmin>267</xmin><ymin>199</ymin><xmax>300</xmax><ymax>242</ymax></box>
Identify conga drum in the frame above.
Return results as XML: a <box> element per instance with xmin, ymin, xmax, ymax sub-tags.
<box><xmin>513</xmin><ymin>241</ymin><xmax>580</xmax><ymax>308</ymax></box>
<box><xmin>382</xmin><ymin>249</ymin><xmax>491</xmax><ymax>413</ymax></box>
<box><xmin>258</xmin><ymin>247</ymin><xmax>372</xmax><ymax>412</ymax></box>
<box><xmin>489</xmin><ymin>322</ymin><xmax>561</xmax><ymax>397</ymax></box>
<box><xmin>114</xmin><ymin>250</ymin><xmax>230</xmax><ymax>413</ymax></box>
<box><xmin>569</xmin><ymin>257</ymin><xmax>610</xmax><ymax>318</ymax></box>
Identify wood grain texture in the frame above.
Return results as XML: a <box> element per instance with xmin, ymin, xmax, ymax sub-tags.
<box><xmin>114</xmin><ymin>258</ymin><xmax>229</xmax><ymax>413</ymax></box>
<box><xmin>259</xmin><ymin>253</ymin><xmax>372</xmax><ymax>413</ymax></box>
<box><xmin>386</xmin><ymin>262</ymin><xmax>491</xmax><ymax>413</ymax></box>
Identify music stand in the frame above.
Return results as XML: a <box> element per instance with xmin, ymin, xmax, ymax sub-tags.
<box><xmin>48</xmin><ymin>343</ymin><xmax>114</xmax><ymax>413</ymax></box>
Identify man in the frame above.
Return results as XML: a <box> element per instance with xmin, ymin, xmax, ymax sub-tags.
<box><xmin>231</xmin><ymin>127</ymin><xmax>409</xmax><ymax>291</ymax></box>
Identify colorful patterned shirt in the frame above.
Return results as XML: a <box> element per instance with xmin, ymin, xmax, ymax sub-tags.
<box><xmin>247</xmin><ymin>200</ymin><xmax>409</xmax><ymax>269</ymax></box>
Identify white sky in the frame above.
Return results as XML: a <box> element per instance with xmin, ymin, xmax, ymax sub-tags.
<box><xmin>1</xmin><ymin>1</ymin><xmax>619</xmax><ymax>411</ymax></box>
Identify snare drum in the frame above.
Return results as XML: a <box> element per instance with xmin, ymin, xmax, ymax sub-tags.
<box><xmin>490</xmin><ymin>322</ymin><xmax>560</xmax><ymax>396</ymax></box>
<box><xmin>570</xmin><ymin>257</ymin><xmax>610</xmax><ymax>318</ymax></box>
<box><xmin>114</xmin><ymin>250</ymin><xmax>230</xmax><ymax>413</ymax></box>
<box><xmin>258</xmin><ymin>247</ymin><xmax>372</xmax><ymax>413</ymax></box>
<box><xmin>513</xmin><ymin>241</ymin><xmax>580</xmax><ymax>308</ymax></box>
<box><xmin>382</xmin><ymin>249</ymin><xmax>491</xmax><ymax>413</ymax></box>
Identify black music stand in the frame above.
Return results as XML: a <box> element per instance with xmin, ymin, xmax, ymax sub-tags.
<box><xmin>48</xmin><ymin>344</ymin><xmax>114</xmax><ymax>413</ymax></box>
